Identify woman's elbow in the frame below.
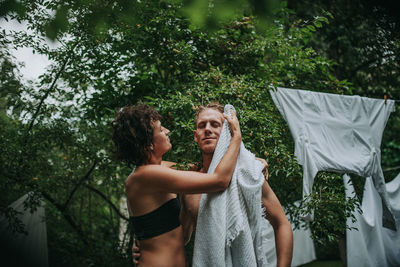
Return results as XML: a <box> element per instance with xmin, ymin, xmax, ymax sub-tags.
<box><xmin>214</xmin><ymin>177</ymin><xmax>230</xmax><ymax>191</ymax></box>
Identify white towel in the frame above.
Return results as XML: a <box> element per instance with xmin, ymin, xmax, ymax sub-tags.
<box><xmin>193</xmin><ymin>104</ymin><xmax>271</xmax><ymax>267</ymax></box>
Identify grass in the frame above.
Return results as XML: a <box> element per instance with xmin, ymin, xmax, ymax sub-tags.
<box><xmin>299</xmin><ymin>260</ymin><xmax>345</xmax><ymax>267</ymax></box>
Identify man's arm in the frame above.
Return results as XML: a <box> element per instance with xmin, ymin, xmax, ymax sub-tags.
<box><xmin>261</xmin><ymin>181</ymin><xmax>293</xmax><ymax>267</ymax></box>
<box><xmin>179</xmin><ymin>193</ymin><xmax>201</xmax><ymax>245</ymax></box>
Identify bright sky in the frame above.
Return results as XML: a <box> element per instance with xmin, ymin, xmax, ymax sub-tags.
<box><xmin>1</xmin><ymin>18</ymin><xmax>56</xmax><ymax>81</ymax></box>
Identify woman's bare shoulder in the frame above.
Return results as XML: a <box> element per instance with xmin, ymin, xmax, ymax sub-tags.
<box><xmin>125</xmin><ymin>166</ymin><xmax>160</xmax><ymax>191</ymax></box>
<box><xmin>126</xmin><ymin>165</ymin><xmax>175</xmax><ymax>195</ymax></box>
<box><xmin>125</xmin><ymin>171</ymin><xmax>137</xmax><ymax>191</ymax></box>
<box><xmin>137</xmin><ymin>164</ymin><xmax>169</xmax><ymax>172</ymax></box>
<box><xmin>129</xmin><ymin>164</ymin><xmax>171</xmax><ymax>182</ymax></box>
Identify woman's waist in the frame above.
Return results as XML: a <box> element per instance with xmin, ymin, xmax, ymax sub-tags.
<box><xmin>139</xmin><ymin>248</ymin><xmax>185</xmax><ymax>266</ymax></box>
<box><xmin>138</xmin><ymin>227</ymin><xmax>185</xmax><ymax>266</ymax></box>
<box><xmin>138</xmin><ymin>226</ymin><xmax>184</xmax><ymax>250</ymax></box>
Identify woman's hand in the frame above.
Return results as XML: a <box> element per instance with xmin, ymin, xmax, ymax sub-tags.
<box><xmin>256</xmin><ymin>157</ymin><xmax>269</xmax><ymax>181</ymax></box>
<box><xmin>223</xmin><ymin>110</ymin><xmax>241</xmax><ymax>141</ymax></box>
<box><xmin>132</xmin><ymin>239</ymin><xmax>140</xmax><ymax>265</ymax></box>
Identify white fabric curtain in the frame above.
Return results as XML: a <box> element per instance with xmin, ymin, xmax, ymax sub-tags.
<box><xmin>290</xmin><ymin>221</ymin><xmax>316</xmax><ymax>267</ymax></box>
<box><xmin>344</xmin><ymin>173</ymin><xmax>400</xmax><ymax>267</ymax></box>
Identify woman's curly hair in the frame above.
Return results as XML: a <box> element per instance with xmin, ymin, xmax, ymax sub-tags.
<box><xmin>111</xmin><ymin>104</ymin><xmax>162</xmax><ymax>166</ymax></box>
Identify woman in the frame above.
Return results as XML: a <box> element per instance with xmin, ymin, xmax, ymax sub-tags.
<box><xmin>111</xmin><ymin>104</ymin><xmax>241</xmax><ymax>266</ymax></box>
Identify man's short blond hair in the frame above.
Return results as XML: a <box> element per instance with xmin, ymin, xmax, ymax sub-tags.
<box><xmin>194</xmin><ymin>102</ymin><xmax>224</xmax><ymax>126</ymax></box>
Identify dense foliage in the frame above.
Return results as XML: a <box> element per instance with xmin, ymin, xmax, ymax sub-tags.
<box><xmin>288</xmin><ymin>0</ymin><xmax>400</xmax><ymax>180</ymax></box>
<box><xmin>1</xmin><ymin>0</ymin><xmax>399</xmax><ymax>265</ymax></box>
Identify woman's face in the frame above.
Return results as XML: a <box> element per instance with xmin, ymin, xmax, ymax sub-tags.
<box><xmin>151</xmin><ymin>120</ymin><xmax>171</xmax><ymax>156</ymax></box>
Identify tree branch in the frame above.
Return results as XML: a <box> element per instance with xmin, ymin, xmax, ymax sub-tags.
<box><xmin>350</xmin><ymin>53</ymin><xmax>395</xmax><ymax>77</ymax></box>
<box><xmin>84</xmin><ymin>184</ymin><xmax>129</xmax><ymax>221</ymax></box>
<box><xmin>41</xmin><ymin>191</ymin><xmax>88</xmax><ymax>245</ymax></box>
<box><xmin>383</xmin><ymin>166</ymin><xmax>400</xmax><ymax>172</ymax></box>
<box><xmin>25</xmin><ymin>41</ymin><xmax>79</xmax><ymax>136</ymax></box>
<box><xmin>62</xmin><ymin>160</ymin><xmax>97</xmax><ymax>211</ymax></box>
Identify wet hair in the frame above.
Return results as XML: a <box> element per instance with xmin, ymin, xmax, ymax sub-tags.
<box><xmin>111</xmin><ymin>104</ymin><xmax>162</xmax><ymax>166</ymax></box>
<box><xmin>194</xmin><ymin>102</ymin><xmax>224</xmax><ymax>126</ymax></box>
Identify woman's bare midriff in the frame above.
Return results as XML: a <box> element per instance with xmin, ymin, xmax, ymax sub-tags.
<box><xmin>137</xmin><ymin>226</ymin><xmax>186</xmax><ymax>267</ymax></box>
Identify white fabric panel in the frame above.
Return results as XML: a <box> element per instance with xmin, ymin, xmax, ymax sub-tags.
<box><xmin>193</xmin><ymin>104</ymin><xmax>270</xmax><ymax>266</ymax></box>
<box><xmin>262</xmin><ymin>220</ymin><xmax>277</xmax><ymax>266</ymax></box>
<box><xmin>289</xmin><ymin>201</ymin><xmax>316</xmax><ymax>267</ymax></box>
<box><xmin>386</xmin><ymin>173</ymin><xmax>400</xmax><ymax>219</ymax></box>
<box><xmin>0</xmin><ymin>193</ymin><xmax>48</xmax><ymax>267</ymax></box>
<box><xmin>344</xmin><ymin>174</ymin><xmax>400</xmax><ymax>267</ymax></box>
<box><xmin>270</xmin><ymin>87</ymin><xmax>396</xmax><ymax>228</ymax></box>
<box><xmin>384</xmin><ymin>173</ymin><xmax>400</xmax><ymax>266</ymax></box>
<box><xmin>266</xmin><ymin>201</ymin><xmax>317</xmax><ymax>267</ymax></box>
<box><xmin>290</xmin><ymin>222</ymin><xmax>316</xmax><ymax>267</ymax></box>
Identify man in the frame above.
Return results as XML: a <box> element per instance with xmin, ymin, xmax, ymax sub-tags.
<box><xmin>134</xmin><ymin>103</ymin><xmax>293</xmax><ymax>266</ymax></box>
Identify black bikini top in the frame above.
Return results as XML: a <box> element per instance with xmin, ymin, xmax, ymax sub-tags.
<box><xmin>129</xmin><ymin>198</ymin><xmax>181</xmax><ymax>240</ymax></box>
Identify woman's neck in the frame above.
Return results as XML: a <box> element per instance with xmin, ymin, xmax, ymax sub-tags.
<box><xmin>148</xmin><ymin>155</ymin><xmax>162</xmax><ymax>165</ymax></box>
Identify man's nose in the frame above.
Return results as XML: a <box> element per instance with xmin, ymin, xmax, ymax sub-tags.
<box><xmin>165</xmin><ymin>128</ymin><xmax>170</xmax><ymax>134</ymax></box>
<box><xmin>204</xmin><ymin>123</ymin><xmax>212</xmax><ymax>133</ymax></box>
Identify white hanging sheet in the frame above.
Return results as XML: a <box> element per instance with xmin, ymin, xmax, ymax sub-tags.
<box><xmin>269</xmin><ymin>87</ymin><xmax>396</xmax><ymax>228</ymax></box>
<box><xmin>290</xmin><ymin>221</ymin><xmax>316</xmax><ymax>267</ymax></box>
<box><xmin>193</xmin><ymin>104</ymin><xmax>270</xmax><ymax>266</ymax></box>
<box><xmin>0</xmin><ymin>193</ymin><xmax>48</xmax><ymax>267</ymax></box>
<box><xmin>344</xmin><ymin>173</ymin><xmax>400</xmax><ymax>267</ymax></box>
<box><xmin>266</xmin><ymin>200</ymin><xmax>317</xmax><ymax>267</ymax></box>
<box><xmin>288</xmin><ymin>201</ymin><xmax>316</xmax><ymax>267</ymax></box>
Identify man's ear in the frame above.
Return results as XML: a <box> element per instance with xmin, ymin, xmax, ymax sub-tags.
<box><xmin>193</xmin><ymin>130</ymin><xmax>199</xmax><ymax>143</ymax></box>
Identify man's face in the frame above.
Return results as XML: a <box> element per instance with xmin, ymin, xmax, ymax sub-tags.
<box><xmin>194</xmin><ymin>108</ymin><xmax>224</xmax><ymax>154</ymax></box>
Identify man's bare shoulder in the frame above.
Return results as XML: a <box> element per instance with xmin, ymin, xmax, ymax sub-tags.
<box><xmin>161</xmin><ymin>161</ymin><xmax>200</xmax><ymax>171</ymax></box>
